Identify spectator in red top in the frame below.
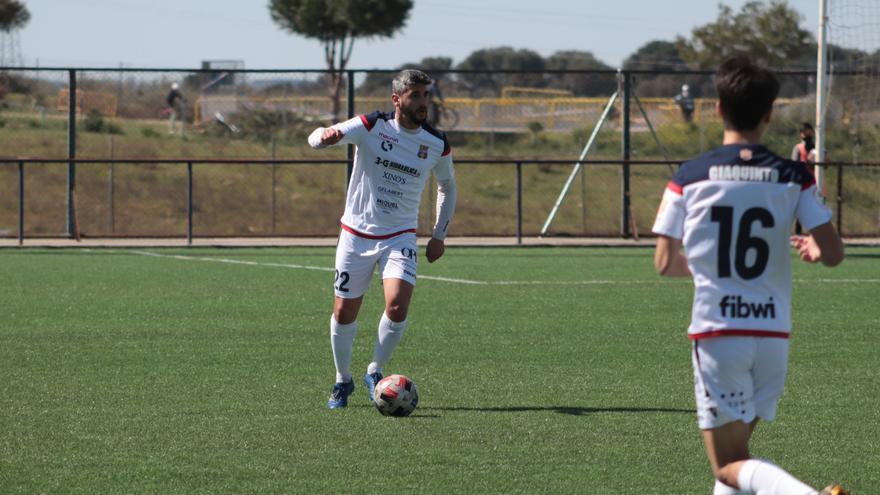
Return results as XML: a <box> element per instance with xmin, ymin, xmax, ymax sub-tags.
<box><xmin>791</xmin><ymin>122</ymin><xmax>816</xmax><ymax>164</ymax></box>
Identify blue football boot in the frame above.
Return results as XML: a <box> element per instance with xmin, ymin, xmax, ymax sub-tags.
<box><xmin>327</xmin><ymin>380</ymin><xmax>355</xmax><ymax>409</ymax></box>
<box><xmin>363</xmin><ymin>372</ymin><xmax>384</xmax><ymax>402</ymax></box>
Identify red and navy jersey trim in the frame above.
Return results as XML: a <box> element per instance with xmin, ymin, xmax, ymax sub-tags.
<box><xmin>341</xmin><ymin>223</ymin><xmax>415</xmax><ymax>239</ymax></box>
<box><xmin>359</xmin><ymin>111</ymin><xmax>393</xmax><ymax>132</ymax></box>
<box><xmin>421</xmin><ymin>122</ymin><xmax>452</xmax><ymax>156</ymax></box>
<box><xmin>689</xmin><ymin>329</ymin><xmax>790</xmax><ymax>340</ymax></box>
<box><xmin>669</xmin><ymin>144</ymin><xmax>816</xmax><ymax>192</ymax></box>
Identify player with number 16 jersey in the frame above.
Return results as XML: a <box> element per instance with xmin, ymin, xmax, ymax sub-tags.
<box><xmin>652</xmin><ymin>57</ymin><xmax>846</xmax><ymax>495</ymax></box>
<box><xmin>653</xmin><ymin>143</ymin><xmax>831</xmax><ymax>339</ymax></box>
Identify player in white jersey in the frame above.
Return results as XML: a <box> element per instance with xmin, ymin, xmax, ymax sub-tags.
<box><xmin>653</xmin><ymin>57</ymin><xmax>847</xmax><ymax>495</ymax></box>
<box><xmin>308</xmin><ymin>69</ymin><xmax>457</xmax><ymax>410</ymax></box>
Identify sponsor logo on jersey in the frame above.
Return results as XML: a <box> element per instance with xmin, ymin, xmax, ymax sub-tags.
<box><xmin>381</xmin><ymin>140</ymin><xmax>394</xmax><ymax>152</ymax></box>
<box><xmin>739</xmin><ymin>149</ymin><xmax>753</xmax><ymax>161</ymax></box>
<box><xmin>378</xmin><ymin>132</ymin><xmax>399</xmax><ymax>143</ymax></box>
<box><xmin>418</xmin><ymin>144</ymin><xmax>429</xmax><ymax>159</ymax></box>
<box><xmin>378</xmin><ymin>186</ymin><xmax>404</xmax><ymax>198</ymax></box>
<box><xmin>709</xmin><ymin>165</ymin><xmax>779</xmax><ymax>183</ymax></box>
<box><xmin>719</xmin><ymin>295</ymin><xmax>776</xmax><ymax>319</ymax></box>
<box><xmin>376</xmin><ymin>198</ymin><xmax>399</xmax><ymax>210</ymax></box>
<box><xmin>382</xmin><ymin>171</ymin><xmax>406</xmax><ymax>184</ymax></box>
<box><xmin>375</xmin><ymin>156</ymin><xmax>421</xmax><ymax>177</ymax></box>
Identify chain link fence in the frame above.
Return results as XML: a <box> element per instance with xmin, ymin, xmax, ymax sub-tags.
<box><xmin>0</xmin><ymin>67</ymin><xmax>878</xmax><ymax>238</ymax></box>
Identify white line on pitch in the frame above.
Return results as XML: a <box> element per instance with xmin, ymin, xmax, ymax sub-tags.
<box><xmin>123</xmin><ymin>250</ymin><xmax>880</xmax><ymax>286</ymax></box>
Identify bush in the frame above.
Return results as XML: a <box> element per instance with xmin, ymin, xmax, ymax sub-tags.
<box><xmin>83</xmin><ymin>110</ymin><xmax>105</xmax><ymax>133</ymax></box>
<box><xmin>141</xmin><ymin>127</ymin><xmax>161</xmax><ymax>138</ymax></box>
<box><xmin>83</xmin><ymin>110</ymin><xmax>124</xmax><ymax>135</ymax></box>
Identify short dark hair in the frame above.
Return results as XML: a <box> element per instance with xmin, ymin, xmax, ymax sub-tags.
<box><xmin>392</xmin><ymin>69</ymin><xmax>432</xmax><ymax>95</ymax></box>
<box><xmin>715</xmin><ymin>56</ymin><xmax>780</xmax><ymax>131</ymax></box>
<box><xmin>800</xmin><ymin>122</ymin><xmax>814</xmax><ymax>133</ymax></box>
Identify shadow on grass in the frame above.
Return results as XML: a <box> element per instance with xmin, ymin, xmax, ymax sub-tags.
<box><xmin>421</xmin><ymin>405</ymin><xmax>694</xmax><ymax>416</ymax></box>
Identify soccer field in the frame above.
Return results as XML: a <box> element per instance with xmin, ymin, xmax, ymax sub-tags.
<box><xmin>1</xmin><ymin>246</ymin><xmax>877</xmax><ymax>493</ymax></box>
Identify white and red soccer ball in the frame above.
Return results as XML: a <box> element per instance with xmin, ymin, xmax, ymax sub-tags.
<box><xmin>373</xmin><ymin>374</ymin><xmax>419</xmax><ymax>417</ymax></box>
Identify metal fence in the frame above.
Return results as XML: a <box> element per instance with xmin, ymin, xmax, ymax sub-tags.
<box><xmin>0</xmin><ymin>67</ymin><xmax>878</xmax><ymax>239</ymax></box>
<box><xmin>1</xmin><ymin>158</ymin><xmax>877</xmax><ymax>244</ymax></box>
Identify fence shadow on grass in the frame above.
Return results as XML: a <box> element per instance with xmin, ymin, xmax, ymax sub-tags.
<box><xmin>421</xmin><ymin>405</ymin><xmax>694</xmax><ymax>416</ymax></box>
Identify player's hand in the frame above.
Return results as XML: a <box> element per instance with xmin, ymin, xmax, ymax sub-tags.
<box><xmin>791</xmin><ymin>234</ymin><xmax>821</xmax><ymax>263</ymax></box>
<box><xmin>320</xmin><ymin>127</ymin><xmax>344</xmax><ymax>146</ymax></box>
<box><xmin>426</xmin><ymin>238</ymin><xmax>445</xmax><ymax>263</ymax></box>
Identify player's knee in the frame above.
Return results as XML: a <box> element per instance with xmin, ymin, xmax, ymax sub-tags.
<box><xmin>333</xmin><ymin>303</ymin><xmax>359</xmax><ymax>324</ymax></box>
<box><xmin>385</xmin><ymin>303</ymin><xmax>408</xmax><ymax>322</ymax></box>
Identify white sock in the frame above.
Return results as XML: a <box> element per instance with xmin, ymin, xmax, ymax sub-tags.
<box><xmin>330</xmin><ymin>316</ymin><xmax>358</xmax><ymax>383</ymax></box>
<box><xmin>737</xmin><ymin>459</ymin><xmax>818</xmax><ymax>495</ymax></box>
<box><xmin>714</xmin><ymin>479</ymin><xmax>748</xmax><ymax>495</ymax></box>
<box><xmin>367</xmin><ymin>312</ymin><xmax>407</xmax><ymax>375</ymax></box>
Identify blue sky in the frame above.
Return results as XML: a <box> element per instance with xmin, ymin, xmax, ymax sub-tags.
<box><xmin>17</xmin><ymin>0</ymin><xmax>823</xmax><ymax>69</ymax></box>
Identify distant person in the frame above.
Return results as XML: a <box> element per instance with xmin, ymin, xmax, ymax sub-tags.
<box><xmin>653</xmin><ymin>56</ymin><xmax>847</xmax><ymax>495</ymax></box>
<box><xmin>166</xmin><ymin>83</ymin><xmax>186</xmax><ymax>135</ymax></box>
<box><xmin>307</xmin><ymin>69</ymin><xmax>457</xmax><ymax>410</ymax></box>
<box><xmin>427</xmin><ymin>77</ymin><xmax>445</xmax><ymax>128</ymax></box>
<box><xmin>674</xmin><ymin>83</ymin><xmax>695</xmax><ymax>123</ymax></box>
<box><xmin>791</xmin><ymin>122</ymin><xmax>817</xmax><ymax>164</ymax></box>
<box><xmin>792</xmin><ymin>123</ymin><xmax>819</xmax><ymax>234</ymax></box>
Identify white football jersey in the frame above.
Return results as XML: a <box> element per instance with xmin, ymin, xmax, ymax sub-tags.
<box><xmin>314</xmin><ymin>112</ymin><xmax>454</xmax><ymax>239</ymax></box>
<box><xmin>653</xmin><ymin>144</ymin><xmax>832</xmax><ymax>339</ymax></box>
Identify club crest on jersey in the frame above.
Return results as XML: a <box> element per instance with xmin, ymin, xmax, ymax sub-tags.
<box><xmin>418</xmin><ymin>144</ymin><xmax>429</xmax><ymax>159</ymax></box>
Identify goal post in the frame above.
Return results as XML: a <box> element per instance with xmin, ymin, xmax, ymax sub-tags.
<box><xmin>816</xmin><ymin>0</ymin><xmax>829</xmax><ymax>194</ymax></box>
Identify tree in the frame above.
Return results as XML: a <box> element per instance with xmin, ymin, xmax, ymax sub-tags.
<box><xmin>0</xmin><ymin>0</ymin><xmax>29</xmax><ymax>31</ymax></box>
<box><xmin>676</xmin><ymin>1</ymin><xmax>813</xmax><ymax>69</ymax></box>
<box><xmin>269</xmin><ymin>0</ymin><xmax>413</xmax><ymax>121</ymax></box>
<box><xmin>455</xmin><ymin>47</ymin><xmax>545</xmax><ymax>97</ymax></box>
<box><xmin>544</xmin><ymin>50</ymin><xmax>614</xmax><ymax>96</ymax></box>
<box><xmin>623</xmin><ymin>40</ymin><xmax>705</xmax><ymax>97</ymax></box>
<box><xmin>358</xmin><ymin>56</ymin><xmax>453</xmax><ymax>96</ymax></box>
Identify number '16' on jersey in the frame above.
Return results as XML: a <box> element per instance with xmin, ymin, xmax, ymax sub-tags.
<box><xmin>652</xmin><ymin>144</ymin><xmax>832</xmax><ymax>340</ymax></box>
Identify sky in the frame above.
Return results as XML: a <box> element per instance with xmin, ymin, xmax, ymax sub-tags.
<box><xmin>14</xmin><ymin>0</ymin><xmax>824</xmax><ymax>69</ymax></box>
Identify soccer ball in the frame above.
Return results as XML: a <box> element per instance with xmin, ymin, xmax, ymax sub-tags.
<box><xmin>373</xmin><ymin>374</ymin><xmax>419</xmax><ymax>417</ymax></box>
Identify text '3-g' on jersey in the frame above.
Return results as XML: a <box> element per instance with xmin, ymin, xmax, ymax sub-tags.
<box><xmin>333</xmin><ymin>111</ymin><xmax>454</xmax><ymax>237</ymax></box>
<box><xmin>652</xmin><ymin>144</ymin><xmax>832</xmax><ymax>340</ymax></box>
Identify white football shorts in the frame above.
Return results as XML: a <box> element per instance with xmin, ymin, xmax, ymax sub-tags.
<box><xmin>333</xmin><ymin>229</ymin><xmax>418</xmax><ymax>299</ymax></box>
<box><xmin>691</xmin><ymin>336</ymin><xmax>789</xmax><ymax>430</ymax></box>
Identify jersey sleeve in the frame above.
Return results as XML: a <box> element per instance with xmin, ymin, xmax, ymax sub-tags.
<box><xmin>796</xmin><ymin>184</ymin><xmax>833</xmax><ymax>231</ymax></box>
<box><xmin>334</xmin><ymin>115</ymin><xmax>368</xmax><ymax>146</ymax></box>
<box><xmin>432</xmin><ymin>151</ymin><xmax>454</xmax><ymax>182</ymax></box>
<box><xmin>306</xmin><ymin>115</ymin><xmax>368</xmax><ymax>149</ymax></box>
<box><xmin>652</xmin><ymin>181</ymin><xmax>686</xmax><ymax>239</ymax></box>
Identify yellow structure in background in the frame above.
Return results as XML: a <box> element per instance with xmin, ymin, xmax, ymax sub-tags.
<box><xmin>57</xmin><ymin>89</ymin><xmax>118</xmax><ymax>117</ymax></box>
<box><xmin>194</xmin><ymin>94</ymin><xmax>803</xmax><ymax>133</ymax></box>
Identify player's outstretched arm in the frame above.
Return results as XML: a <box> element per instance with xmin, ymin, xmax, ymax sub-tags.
<box><xmin>654</xmin><ymin>235</ymin><xmax>691</xmax><ymax>277</ymax></box>
<box><xmin>791</xmin><ymin>222</ymin><xmax>844</xmax><ymax>267</ymax></box>
<box><xmin>426</xmin><ymin>178</ymin><xmax>457</xmax><ymax>263</ymax></box>
<box><xmin>307</xmin><ymin>126</ymin><xmax>345</xmax><ymax>149</ymax></box>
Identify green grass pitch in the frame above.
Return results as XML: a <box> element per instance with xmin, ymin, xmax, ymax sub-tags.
<box><xmin>1</xmin><ymin>246</ymin><xmax>877</xmax><ymax>493</ymax></box>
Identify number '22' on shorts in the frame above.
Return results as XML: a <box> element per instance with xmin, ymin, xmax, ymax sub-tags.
<box><xmin>333</xmin><ymin>230</ymin><xmax>418</xmax><ymax>298</ymax></box>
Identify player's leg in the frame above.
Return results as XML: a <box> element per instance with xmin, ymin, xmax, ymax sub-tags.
<box><xmin>696</xmin><ymin>337</ymin><xmax>821</xmax><ymax>494</ymax></box>
<box><xmin>364</xmin><ymin>235</ymin><xmax>417</xmax><ymax>399</ymax></box>
<box><xmin>327</xmin><ymin>232</ymin><xmax>378</xmax><ymax>409</ymax></box>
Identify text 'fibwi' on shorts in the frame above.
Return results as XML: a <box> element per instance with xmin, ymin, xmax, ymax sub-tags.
<box><xmin>652</xmin><ymin>144</ymin><xmax>832</xmax><ymax>340</ymax></box>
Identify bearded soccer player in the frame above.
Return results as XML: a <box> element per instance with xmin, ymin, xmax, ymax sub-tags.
<box><xmin>652</xmin><ymin>56</ymin><xmax>848</xmax><ymax>495</ymax></box>
<box><xmin>308</xmin><ymin>69</ymin><xmax>456</xmax><ymax>409</ymax></box>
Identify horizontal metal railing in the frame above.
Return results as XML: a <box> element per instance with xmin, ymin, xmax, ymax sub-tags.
<box><xmin>2</xmin><ymin>158</ymin><xmax>876</xmax><ymax>246</ymax></box>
